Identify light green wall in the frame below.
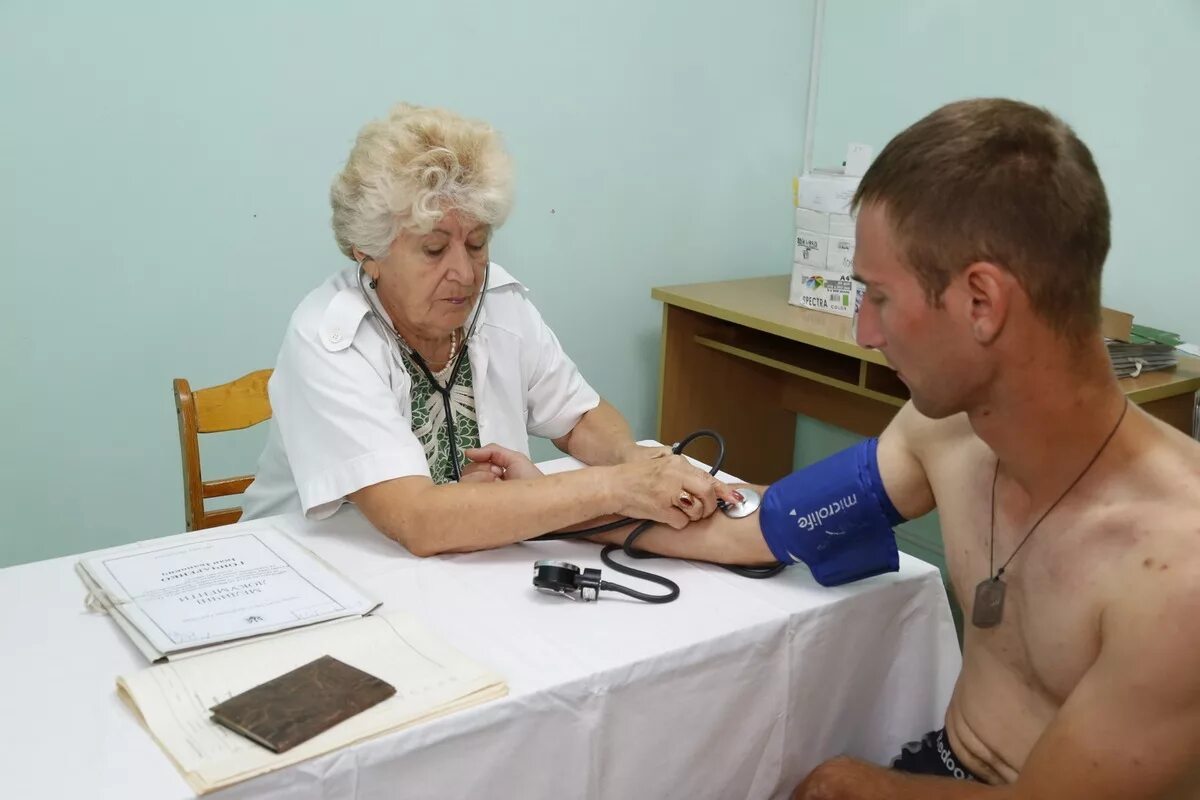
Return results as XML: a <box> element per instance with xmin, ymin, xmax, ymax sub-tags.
<box><xmin>4</xmin><ymin>1</ymin><xmax>1197</xmax><ymax>568</ymax></box>
<box><xmin>810</xmin><ymin>0</ymin><xmax>1200</xmax><ymax>341</ymax></box>
<box><xmin>0</xmin><ymin>0</ymin><xmax>812</xmax><ymax>566</ymax></box>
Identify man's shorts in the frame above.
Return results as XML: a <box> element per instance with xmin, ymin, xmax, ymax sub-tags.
<box><xmin>891</xmin><ymin>728</ymin><xmax>982</xmax><ymax>782</ymax></box>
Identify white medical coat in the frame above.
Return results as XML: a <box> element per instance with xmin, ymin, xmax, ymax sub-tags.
<box><xmin>241</xmin><ymin>262</ymin><xmax>600</xmax><ymax>521</ymax></box>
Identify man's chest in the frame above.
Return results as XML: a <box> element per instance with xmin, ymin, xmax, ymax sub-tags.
<box><xmin>929</xmin><ymin>452</ymin><xmax>1114</xmax><ymax>701</ymax></box>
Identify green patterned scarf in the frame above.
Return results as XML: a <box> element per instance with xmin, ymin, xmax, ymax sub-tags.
<box><xmin>402</xmin><ymin>352</ymin><xmax>482</xmax><ymax>483</ymax></box>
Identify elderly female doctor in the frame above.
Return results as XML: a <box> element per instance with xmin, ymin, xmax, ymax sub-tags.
<box><xmin>241</xmin><ymin>103</ymin><xmax>735</xmax><ymax>555</ymax></box>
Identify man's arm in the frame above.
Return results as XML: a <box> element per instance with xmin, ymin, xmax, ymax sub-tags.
<box><xmin>792</xmin><ymin>757</ymin><xmax>996</xmax><ymax>800</ymax></box>
<box><xmin>793</xmin><ymin>559</ymin><xmax>1200</xmax><ymax>800</ymax></box>
<box><xmin>875</xmin><ymin>401</ymin><xmax>938</xmax><ymax>520</ymax></box>
<box><xmin>589</xmin><ymin>485</ymin><xmax>777</xmax><ymax>565</ymax></box>
<box><xmin>595</xmin><ymin>402</ymin><xmax>940</xmax><ymax>565</ymax></box>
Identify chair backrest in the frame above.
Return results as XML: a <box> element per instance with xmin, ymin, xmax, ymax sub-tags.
<box><xmin>173</xmin><ymin>369</ymin><xmax>273</xmax><ymax>531</ymax></box>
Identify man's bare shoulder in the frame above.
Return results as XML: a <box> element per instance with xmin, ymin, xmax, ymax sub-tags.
<box><xmin>890</xmin><ymin>402</ymin><xmax>979</xmax><ymax>457</ymax></box>
<box><xmin>1116</xmin><ymin>411</ymin><xmax>1200</xmax><ymax>523</ymax></box>
<box><xmin>1099</xmin><ymin>412</ymin><xmax>1200</xmax><ymax>623</ymax></box>
<box><xmin>1146</xmin><ymin>408</ymin><xmax>1200</xmax><ymax>472</ymax></box>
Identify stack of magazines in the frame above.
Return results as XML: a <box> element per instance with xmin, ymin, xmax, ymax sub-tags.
<box><xmin>1106</xmin><ymin>324</ymin><xmax>1181</xmax><ymax>379</ymax></box>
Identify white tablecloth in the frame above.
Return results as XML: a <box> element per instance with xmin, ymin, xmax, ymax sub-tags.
<box><xmin>0</xmin><ymin>455</ymin><xmax>960</xmax><ymax>799</ymax></box>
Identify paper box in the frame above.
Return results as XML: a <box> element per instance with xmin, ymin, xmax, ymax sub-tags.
<box><xmin>794</xmin><ymin>229</ymin><xmax>828</xmax><ymax>269</ymax></box>
<box><xmin>829</xmin><ymin>213</ymin><xmax>856</xmax><ymax>238</ymax></box>
<box><xmin>827</xmin><ymin>236</ymin><xmax>856</xmax><ymax>272</ymax></box>
<box><xmin>788</xmin><ymin>265</ymin><xmax>864</xmax><ymax>318</ymax></box>
<box><xmin>795</xmin><ymin>207</ymin><xmax>830</xmax><ymax>234</ymax></box>
<box><xmin>797</xmin><ymin>171</ymin><xmax>861</xmax><ymax>216</ymax></box>
<box><xmin>1100</xmin><ymin>306</ymin><xmax>1134</xmax><ymax>342</ymax></box>
<box><xmin>844</xmin><ymin>143</ymin><xmax>875</xmax><ymax>177</ymax></box>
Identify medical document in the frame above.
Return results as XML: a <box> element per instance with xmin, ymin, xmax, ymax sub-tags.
<box><xmin>117</xmin><ymin>609</ymin><xmax>507</xmax><ymax>794</ymax></box>
<box><xmin>77</xmin><ymin>524</ymin><xmax>379</xmax><ymax>661</ymax></box>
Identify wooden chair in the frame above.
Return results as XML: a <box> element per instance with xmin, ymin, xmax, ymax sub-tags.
<box><xmin>173</xmin><ymin>369</ymin><xmax>273</xmax><ymax>531</ymax></box>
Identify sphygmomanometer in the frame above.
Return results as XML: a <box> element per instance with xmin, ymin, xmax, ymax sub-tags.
<box><xmin>530</xmin><ymin>432</ymin><xmax>904</xmax><ymax>603</ymax></box>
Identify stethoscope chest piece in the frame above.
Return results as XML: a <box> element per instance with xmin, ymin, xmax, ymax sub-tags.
<box><xmin>720</xmin><ymin>487</ymin><xmax>761</xmax><ymax>519</ymax></box>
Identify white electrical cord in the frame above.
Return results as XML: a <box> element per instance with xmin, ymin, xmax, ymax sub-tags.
<box><xmin>801</xmin><ymin>0</ymin><xmax>827</xmax><ymax>176</ymax></box>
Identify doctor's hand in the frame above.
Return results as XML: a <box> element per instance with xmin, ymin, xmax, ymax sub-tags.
<box><xmin>462</xmin><ymin>444</ymin><xmax>545</xmax><ymax>482</ymax></box>
<box><xmin>618</xmin><ymin>442</ymin><xmax>673</xmax><ymax>463</ymax></box>
<box><xmin>606</xmin><ymin>455</ymin><xmax>740</xmax><ymax>529</ymax></box>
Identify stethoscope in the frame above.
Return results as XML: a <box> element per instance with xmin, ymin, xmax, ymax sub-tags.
<box><xmin>356</xmin><ymin>259</ymin><xmax>489</xmax><ymax>482</ymax></box>
<box><xmin>529</xmin><ymin>429</ymin><xmax>784</xmax><ymax>604</ymax></box>
<box><xmin>357</xmin><ymin>261</ymin><xmax>783</xmax><ymax>602</ymax></box>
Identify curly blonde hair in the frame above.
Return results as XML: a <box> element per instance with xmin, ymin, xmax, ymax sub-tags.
<box><xmin>330</xmin><ymin>103</ymin><xmax>514</xmax><ymax>260</ymax></box>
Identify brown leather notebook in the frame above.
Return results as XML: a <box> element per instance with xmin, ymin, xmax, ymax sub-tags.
<box><xmin>209</xmin><ymin>655</ymin><xmax>396</xmax><ymax>753</ymax></box>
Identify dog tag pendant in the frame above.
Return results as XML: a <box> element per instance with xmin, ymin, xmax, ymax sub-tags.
<box><xmin>972</xmin><ymin>577</ymin><xmax>1006</xmax><ymax>628</ymax></box>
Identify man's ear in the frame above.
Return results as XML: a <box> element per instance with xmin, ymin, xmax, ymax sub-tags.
<box><xmin>961</xmin><ymin>261</ymin><xmax>1012</xmax><ymax>345</ymax></box>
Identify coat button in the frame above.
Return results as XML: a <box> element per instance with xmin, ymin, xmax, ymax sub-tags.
<box><xmin>329</xmin><ymin>328</ymin><xmax>343</xmax><ymax>343</ymax></box>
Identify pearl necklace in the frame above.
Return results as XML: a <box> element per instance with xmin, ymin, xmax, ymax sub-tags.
<box><xmin>431</xmin><ymin>329</ymin><xmax>460</xmax><ymax>381</ymax></box>
<box><xmin>398</xmin><ymin>328</ymin><xmax>460</xmax><ymax>383</ymax></box>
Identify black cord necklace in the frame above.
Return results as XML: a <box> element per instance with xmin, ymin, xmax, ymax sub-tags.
<box><xmin>973</xmin><ymin>399</ymin><xmax>1129</xmax><ymax>628</ymax></box>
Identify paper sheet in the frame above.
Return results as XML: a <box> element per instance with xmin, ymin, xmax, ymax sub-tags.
<box><xmin>118</xmin><ymin>609</ymin><xmax>507</xmax><ymax>794</ymax></box>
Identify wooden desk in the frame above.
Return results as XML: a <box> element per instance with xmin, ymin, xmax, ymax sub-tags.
<box><xmin>654</xmin><ymin>275</ymin><xmax>1200</xmax><ymax>485</ymax></box>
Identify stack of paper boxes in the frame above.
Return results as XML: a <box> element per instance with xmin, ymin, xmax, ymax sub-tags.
<box><xmin>789</xmin><ymin>169</ymin><xmax>864</xmax><ymax>318</ymax></box>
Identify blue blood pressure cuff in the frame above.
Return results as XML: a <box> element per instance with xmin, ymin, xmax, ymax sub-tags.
<box><xmin>760</xmin><ymin>438</ymin><xmax>904</xmax><ymax>586</ymax></box>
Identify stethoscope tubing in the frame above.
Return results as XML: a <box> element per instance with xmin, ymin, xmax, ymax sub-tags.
<box><xmin>356</xmin><ymin>260</ymin><xmax>490</xmax><ymax>481</ymax></box>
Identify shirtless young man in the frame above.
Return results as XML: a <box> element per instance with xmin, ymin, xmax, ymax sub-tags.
<box><xmin>467</xmin><ymin>98</ymin><xmax>1200</xmax><ymax>798</ymax></box>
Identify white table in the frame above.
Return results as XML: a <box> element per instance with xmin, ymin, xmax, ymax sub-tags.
<box><xmin>0</xmin><ymin>455</ymin><xmax>960</xmax><ymax>799</ymax></box>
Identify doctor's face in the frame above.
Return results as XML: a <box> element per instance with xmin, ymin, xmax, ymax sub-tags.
<box><xmin>371</xmin><ymin>209</ymin><xmax>490</xmax><ymax>339</ymax></box>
